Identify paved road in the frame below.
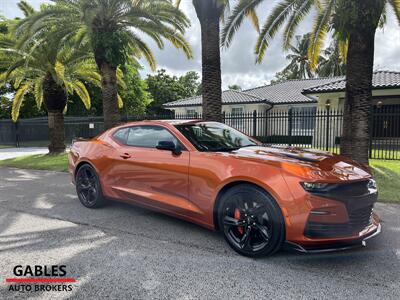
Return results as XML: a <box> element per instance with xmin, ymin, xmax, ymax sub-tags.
<box><xmin>0</xmin><ymin>167</ymin><xmax>399</xmax><ymax>299</ymax></box>
<box><xmin>0</xmin><ymin>147</ymin><xmax>48</xmax><ymax>160</ymax></box>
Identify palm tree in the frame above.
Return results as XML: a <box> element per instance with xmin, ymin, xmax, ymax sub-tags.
<box><xmin>222</xmin><ymin>0</ymin><xmax>400</xmax><ymax>165</ymax></box>
<box><xmin>281</xmin><ymin>33</ymin><xmax>314</xmax><ymax>79</ymax></box>
<box><xmin>18</xmin><ymin>0</ymin><xmax>192</xmax><ymax>129</ymax></box>
<box><xmin>317</xmin><ymin>39</ymin><xmax>346</xmax><ymax>77</ymax></box>
<box><xmin>0</xmin><ymin>37</ymin><xmax>107</xmax><ymax>153</ymax></box>
<box><xmin>177</xmin><ymin>0</ymin><xmax>258</xmax><ymax>122</ymax></box>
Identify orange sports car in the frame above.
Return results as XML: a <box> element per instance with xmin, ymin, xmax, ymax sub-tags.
<box><xmin>68</xmin><ymin>120</ymin><xmax>381</xmax><ymax>257</ymax></box>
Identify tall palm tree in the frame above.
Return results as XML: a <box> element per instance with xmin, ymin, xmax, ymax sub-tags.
<box><xmin>0</xmin><ymin>37</ymin><xmax>108</xmax><ymax>153</ymax></box>
<box><xmin>177</xmin><ymin>0</ymin><xmax>258</xmax><ymax>122</ymax></box>
<box><xmin>18</xmin><ymin>0</ymin><xmax>192</xmax><ymax>129</ymax></box>
<box><xmin>317</xmin><ymin>39</ymin><xmax>346</xmax><ymax>77</ymax></box>
<box><xmin>281</xmin><ymin>33</ymin><xmax>314</xmax><ymax>79</ymax></box>
<box><xmin>222</xmin><ymin>0</ymin><xmax>400</xmax><ymax>164</ymax></box>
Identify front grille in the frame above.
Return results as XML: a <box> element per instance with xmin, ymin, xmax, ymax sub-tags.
<box><xmin>304</xmin><ymin>180</ymin><xmax>377</xmax><ymax>238</ymax></box>
<box><xmin>305</xmin><ymin>201</ymin><xmax>375</xmax><ymax>238</ymax></box>
<box><xmin>348</xmin><ymin>205</ymin><xmax>374</xmax><ymax>228</ymax></box>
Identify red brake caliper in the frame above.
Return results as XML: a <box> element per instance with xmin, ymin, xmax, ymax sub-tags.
<box><xmin>234</xmin><ymin>208</ymin><xmax>244</xmax><ymax>235</ymax></box>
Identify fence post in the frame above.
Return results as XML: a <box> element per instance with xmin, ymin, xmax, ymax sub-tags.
<box><xmin>288</xmin><ymin>108</ymin><xmax>293</xmax><ymax>146</ymax></box>
<box><xmin>325</xmin><ymin>106</ymin><xmax>330</xmax><ymax>151</ymax></box>
<box><xmin>14</xmin><ymin>120</ymin><xmax>20</xmax><ymax>148</ymax></box>
<box><xmin>253</xmin><ymin>110</ymin><xmax>257</xmax><ymax>137</ymax></box>
<box><xmin>368</xmin><ymin>105</ymin><xmax>374</xmax><ymax>159</ymax></box>
<box><xmin>222</xmin><ymin>111</ymin><xmax>226</xmax><ymax>124</ymax></box>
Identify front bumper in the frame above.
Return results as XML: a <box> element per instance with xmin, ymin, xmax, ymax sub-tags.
<box><xmin>284</xmin><ymin>223</ymin><xmax>381</xmax><ymax>254</ymax></box>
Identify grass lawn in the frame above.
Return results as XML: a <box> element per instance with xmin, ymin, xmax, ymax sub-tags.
<box><xmin>371</xmin><ymin>160</ymin><xmax>400</xmax><ymax>203</ymax></box>
<box><xmin>0</xmin><ymin>153</ymin><xmax>68</xmax><ymax>172</ymax></box>
<box><xmin>0</xmin><ymin>153</ymin><xmax>398</xmax><ymax>203</ymax></box>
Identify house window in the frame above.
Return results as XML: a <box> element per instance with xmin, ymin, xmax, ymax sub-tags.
<box><xmin>291</xmin><ymin>107</ymin><xmax>316</xmax><ymax>135</ymax></box>
<box><xmin>231</xmin><ymin>107</ymin><xmax>244</xmax><ymax>130</ymax></box>
<box><xmin>186</xmin><ymin>109</ymin><xmax>197</xmax><ymax>118</ymax></box>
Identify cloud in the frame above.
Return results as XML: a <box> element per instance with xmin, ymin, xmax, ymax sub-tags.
<box><xmin>2</xmin><ymin>0</ymin><xmax>400</xmax><ymax>90</ymax></box>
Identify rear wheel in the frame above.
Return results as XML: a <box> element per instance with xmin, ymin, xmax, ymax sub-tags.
<box><xmin>75</xmin><ymin>164</ymin><xmax>105</xmax><ymax>208</ymax></box>
<box><xmin>217</xmin><ymin>184</ymin><xmax>285</xmax><ymax>257</ymax></box>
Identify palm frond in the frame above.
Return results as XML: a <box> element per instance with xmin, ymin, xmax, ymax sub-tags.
<box><xmin>116</xmin><ymin>67</ymin><xmax>127</xmax><ymax>90</ymax></box>
<box><xmin>389</xmin><ymin>0</ymin><xmax>400</xmax><ymax>25</ymax></box>
<box><xmin>17</xmin><ymin>1</ymin><xmax>36</xmax><ymax>17</ymax></box>
<box><xmin>221</xmin><ymin>0</ymin><xmax>263</xmax><ymax>48</ymax></box>
<box><xmin>126</xmin><ymin>31</ymin><xmax>157</xmax><ymax>70</ymax></box>
<box><xmin>12</xmin><ymin>83</ymin><xmax>30</xmax><ymax>122</ymax></box>
<box><xmin>162</xmin><ymin>30</ymin><xmax>193</xmax><ymax>59</ymax></box>
<box><xmin>255</xmin><ymin>0</ymin><xmax>299</xmax><ymax>63</ymax></box>
<box><xmin>71</xmin><ymin>80</ymin><xmax>91</xmax><ymax>110</ymax></box>
<box><xmin>118</xmin><ymin>93</ymin><xmax>124</xmax><ymax>109</ymax></box>
<box><xmin>282</xmin><ymin>0</ymin><xmax>313</xmax><ymax>50</ymax></box>
<box><xmin>54</xmin><ymin>61</ymin><xmax>66</xmax><ymax>86</ymax></box>
<box><xmin>337</xmin><ymin>38</ymin><xmax>348</xmax><ymax>64</ymax></box>
<box><xmin>33</xmin><ymin>77</ymin><xmax>44</xmax><ymax>109</ymax></box>
<box><xmin>307</xmin><ymin>0</ymin><xmax>334</xmax><ymax>70</ymax></box>
<box><xmin>246</xmin><ymin>8</ymin><xmax>260</xmax><ymax>33</ymax></box>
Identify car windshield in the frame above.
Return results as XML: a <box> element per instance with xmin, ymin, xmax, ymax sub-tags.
<box><xmin>175</xmin><ymin>122</ymin><xmax>259</xmax><ymax>152</ymax></box>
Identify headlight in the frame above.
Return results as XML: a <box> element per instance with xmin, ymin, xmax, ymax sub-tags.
<box><xmin>300</xmin><ymin>182</ymin><xmax>335</xmax><ymax>193</ymax></box>
<box><xmin>367</xmin><ymin>179</ymin><xmax>377</xmax><ymax>190</ymax></box>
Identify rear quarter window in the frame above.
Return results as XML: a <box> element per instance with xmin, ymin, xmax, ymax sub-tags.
<box><xmin>112</xmin><ymin>128</ymin><xmax>129</xmax><ymax>144</ymax></box>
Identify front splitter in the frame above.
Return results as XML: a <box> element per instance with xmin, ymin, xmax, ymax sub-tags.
<box><xmin>284</xmin><ymin>223</ymin><xmax>382</xmax><ymax>254</ymax></box>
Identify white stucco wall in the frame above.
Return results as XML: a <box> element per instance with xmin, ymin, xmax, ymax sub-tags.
<box><xmin>168</xmin><ymin>103</ymin><xmax>270</xmax><ymax>115</ymax></box>
<box><xmin>309</xmin><ymin>88</ymin><xmax>400</xmax><ymax>109</ymax></box>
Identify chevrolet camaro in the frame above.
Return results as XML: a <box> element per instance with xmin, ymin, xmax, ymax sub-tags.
<box><xmin>68</xmin><ymin>120</ymin><xmax>381</xmax><ymax>257</ymax></box>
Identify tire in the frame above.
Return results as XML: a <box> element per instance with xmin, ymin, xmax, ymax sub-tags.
<box><xmin>217</xmin><ymin>184</ymin><xmax>285</xmax><ymax>257</ymax></box>
<box><xmin>75</xmin><ymin>164</ymin><xmax>106</xmax><ymax>208</ymax></box>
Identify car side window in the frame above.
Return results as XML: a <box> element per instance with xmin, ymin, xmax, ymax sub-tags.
<box><xmin>112</xmin><ymin>127</ymin><xmax>129</xmax><ymax>144</ymax></box>
<box><xmin>126</xmin><ymin>126</ymin><xmax>179</xmax><ymax>148</ymax></box>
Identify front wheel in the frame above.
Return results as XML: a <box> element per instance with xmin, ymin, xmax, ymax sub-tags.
<box><xmin>217</xmin><ymin>184</ymin><xmax>285</xmax><ymax>257</ymax></box>
<box><xmin>75</xmin><ymin>164</ymin><xmax>105</xmax><ymax>208</ymax></box>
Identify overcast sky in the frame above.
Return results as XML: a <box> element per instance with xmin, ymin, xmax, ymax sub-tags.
<box><xmin>2</xmin><ymin>0</ymin><xmax>400</xmax><ymax>89</ymax></box>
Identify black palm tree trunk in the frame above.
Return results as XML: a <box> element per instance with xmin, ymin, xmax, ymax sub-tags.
<box><xmin>194</xmin><ymin>0</ymin><xmax>223</xmax><ymax>122</ymax></box>
<box><xmin>340</xmin><ymin>0</ymin><xmax>385</xmax><ymax>165</ymax></box>
<box><xmin>43</xmin><ymin>73</ymin><xmax>67</xmax><ymax>154</ymax></box>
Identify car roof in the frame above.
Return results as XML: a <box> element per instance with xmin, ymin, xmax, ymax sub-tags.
<box><xmin>120</xmin><ymin>119</ymin><xmax>208</xmax><ymax>127</ymax></box>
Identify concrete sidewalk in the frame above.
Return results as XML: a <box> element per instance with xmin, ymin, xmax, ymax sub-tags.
<box><xmin>0</xmin><ymin>147</ymin><xmax>48</xmax><ymax>160</ymax></box>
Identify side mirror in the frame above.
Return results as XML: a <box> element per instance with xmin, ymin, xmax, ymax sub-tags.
<box><xmin>156</xmin><ymin>141</ymin><xmax>182</xmax><ymax>155</ymax></box>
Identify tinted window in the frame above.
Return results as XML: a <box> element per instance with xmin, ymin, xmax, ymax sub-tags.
<box><xmin>126</xmin><ymin>126</ymin><xmax>179</xmax><ymax>148</ymax></box>
<box><xmin>175</xmin><ymin>122</ymin><xmax>257</xmax><ymax>152</ymax></box>
<box><xmin>113</xmin><ymin>127</ymin><xmax>129</xmax><ymax>144</ymax></box>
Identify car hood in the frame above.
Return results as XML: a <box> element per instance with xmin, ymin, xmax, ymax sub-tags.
<box><xmin>228</xmin><ymin>146</ymin><xmax>372</xmax><ymax>182</ymax></box>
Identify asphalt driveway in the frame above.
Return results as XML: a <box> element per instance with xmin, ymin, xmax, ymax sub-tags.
<box><xmin>0</xmin><ymin>167</ymin><xmax>399</xmax><ymax>299</ymax></box>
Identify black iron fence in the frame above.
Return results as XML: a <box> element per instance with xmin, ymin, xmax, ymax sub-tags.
<box><xmin>0</xmin><ymin>106</ymin><xmax>399</xmax><ymax>160</ymax></box>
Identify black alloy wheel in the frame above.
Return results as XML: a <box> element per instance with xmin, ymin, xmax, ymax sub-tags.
<box><xmin>218</xmin><ymin>184</ymin><xmax>285</xmax><ymax>257</ymax></box>
<box><xmin>76</xmin><ymin>164</ymin><xmax>105</xmax><ymax>208</ymax></box>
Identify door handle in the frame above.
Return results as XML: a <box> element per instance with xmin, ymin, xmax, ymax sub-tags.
<box><xmin>120</xmin><ymin>153</ymin><xmax>131</xmax><ymax>159</ymax></box>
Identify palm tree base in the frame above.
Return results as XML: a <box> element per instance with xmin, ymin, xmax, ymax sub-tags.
<box><xmin>47</xmin><ymin>110</ymin><xmax>66</xmax><ymax>154</ymax></box>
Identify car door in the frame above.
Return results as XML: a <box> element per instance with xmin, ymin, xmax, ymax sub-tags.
<box><xmin>107</xmin><ymin>125</ymin><xmax>194</xmax><ymax>215</ymax></box>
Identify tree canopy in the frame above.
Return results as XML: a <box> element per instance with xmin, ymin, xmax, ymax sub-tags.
<box><xmin>145</xmin><ymin>69</ymin><xmax>201</xmax><ymax>115</ymax></box>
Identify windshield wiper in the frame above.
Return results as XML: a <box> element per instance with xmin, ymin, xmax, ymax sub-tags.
<box><xmin>213</xmin><ymin>145</ymin><xmax>259</xmax><ymax>152</ymax></box>
<box><xmin>213</xmin><ymin>147</ymin><xmax>240</xmax><ymax>152</ymax></box>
